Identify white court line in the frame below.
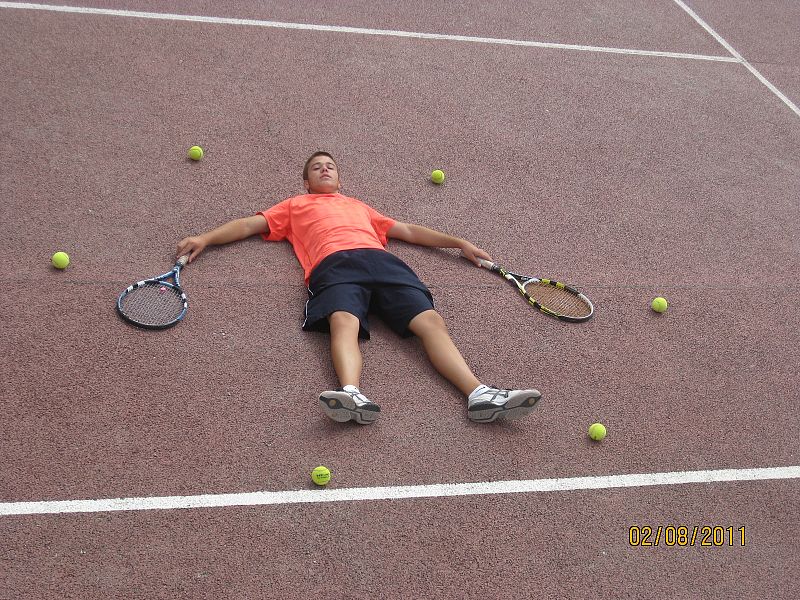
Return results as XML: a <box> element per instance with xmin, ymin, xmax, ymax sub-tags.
<box><xmin>1</xmin><ymin>466</ymin><xmax>798</xmax><ymax>517</ymax></box>
<box><xmin>672</xmin><ymin>0</ymin><xmax>800</xmax><ymax>118</ymax></box>
<box><xmin>0</xmin><ymin>2</ymin><xmax>738</xmax><ymax>63</ymax></box>
<box><xmin>2</xmin><ymin>2</ymin><xmax>797</xmax><ymax>117</ymax></box>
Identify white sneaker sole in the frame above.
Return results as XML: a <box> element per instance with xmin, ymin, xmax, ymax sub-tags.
<box><xmin>468</xmin><ymin>391</ymin><xmax>542</xmax><ymax>423</ymax></box>
<box><xmin>319</xmin><ymin>391</ymin><xmax>381</xmax><ymax>425</ymax></box>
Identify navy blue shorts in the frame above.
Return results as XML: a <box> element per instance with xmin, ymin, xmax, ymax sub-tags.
<box><xmin>303</xmin><ymin>249</ymin><xmax>435</xmax><ymax>339</ymax></box>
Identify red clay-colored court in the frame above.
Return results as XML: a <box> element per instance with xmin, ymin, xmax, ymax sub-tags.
<box><xmin>2</xmin><ymin>1</ymin><xmax>799</xmax><ymax>598</ymax></box>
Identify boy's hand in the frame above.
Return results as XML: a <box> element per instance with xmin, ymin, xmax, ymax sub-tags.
<box><xmin>460</xmin><ymin>241</ymin><xmax>492</xmax><ymax>266</ymax></box>
<box><xmin>176</xmin><ymin>235</ymin><xmax>207</xmax><ymax>263</ymax></box>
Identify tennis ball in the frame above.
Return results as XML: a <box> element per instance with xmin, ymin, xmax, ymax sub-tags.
<box><xmin>311</xmin><ymin>465</ymin><xmax>331</xmax><ymax>486</ymax></box>
<box><xmin>51</xmin><ymin>251</ymin><xmax>70</xmax><ymax>269</ymax></box>
<box><xmin>588</xmin><ymin>423</ymin><xmax>607</xmax><ymax>441</ymax></box>
<box><xmin>431</xmin><ymin>169</ymin><xmax>445</xmax><ymax>184</ymax></box>
<box><xmin>188</xmin><ymin>145</ymin><xmax>204</xmax><ymax>161</ymax></box>
<box><xmin>651</xmin><ymin>297</ymin><xmax>669</xmax><ymax>313</ymax></box>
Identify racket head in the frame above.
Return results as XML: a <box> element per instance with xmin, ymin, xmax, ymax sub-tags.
<box><xmin>117</xmin><ymin>280</ymin><xmax>188</xmax><ymax>329</ymax></box>
<box><xmin>478</xmin><ymin>259</ymin><xmax>593</xmax><ymax>322</ymax></box>
<box><xmin>520</xmin><ymin>278</ymin><xmax>594</xmax><ymax>322</ymax></box>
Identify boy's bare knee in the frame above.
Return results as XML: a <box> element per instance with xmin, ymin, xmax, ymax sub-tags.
<box><xmin>328</xmin><ymin>311</ymin><xmax>360</xmax><ymax>332</ymax></box>
<box><xmin>409</xmin><ymin>309</ymin><xmax>447</xmax><ymax>335</ymax></box>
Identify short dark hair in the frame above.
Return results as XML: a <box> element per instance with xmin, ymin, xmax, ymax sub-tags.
<box><xmin>303</xmin><ymin>151</ymin><xmax>338</xmax><ymax>181</ymax></box>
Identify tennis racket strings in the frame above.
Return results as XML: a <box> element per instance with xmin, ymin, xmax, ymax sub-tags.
<box><xmin>524</xmin><ymin>280</ymin><xmax>592</xmax><ymax>319</ymax></box>
<box><xmin>118</xmin><ymin>282</ymin><xmax>186</xmax><ymax>328</ymax></box>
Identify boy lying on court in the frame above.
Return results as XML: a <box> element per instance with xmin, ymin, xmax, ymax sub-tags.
<box><xmin>176</xmin><ymin>152</ymin><xmax>541</xmax><ymax>424</ymax></box>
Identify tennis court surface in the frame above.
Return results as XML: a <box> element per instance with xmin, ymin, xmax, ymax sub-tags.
<box><xmin>1</xmin><ymin>1</ymin><xmax>799</xmax><ymax>598</ymax></box>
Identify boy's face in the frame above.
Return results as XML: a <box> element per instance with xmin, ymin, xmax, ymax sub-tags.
<box><xmin>304</xmin><ymin>156</ymin><xmax>341</xmax><ymax>194</ymax></box>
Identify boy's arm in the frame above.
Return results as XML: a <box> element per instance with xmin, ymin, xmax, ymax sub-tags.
<box><xmin>387</xmin><ymin>222</ymin><xmax>491</xmax><ymax>266</ymax></box>
<box><xmin>177</xmin><ymin>215</ymin><xmax>269</xmax><ymax>262</ymax></box>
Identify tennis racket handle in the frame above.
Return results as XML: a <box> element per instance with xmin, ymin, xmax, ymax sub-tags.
<box><xmin>477</xmin><ymin>259</ymin><xmax>495</xmax><ymax>269</ymax></box>
<box><xmin>177</xmin><ymin>255</ymin><xmax>189</xmax><ymax>267</ymax></box>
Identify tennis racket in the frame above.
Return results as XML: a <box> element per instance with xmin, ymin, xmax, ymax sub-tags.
<box><xmin>117</xmin><ymin>255</ymin><xmax>189</xmax><ymax>329</ymax></box>
<box><xmin>478</xmin><ymin>259</ymin><xmax>594</xmax><ymax>322</ymax></box>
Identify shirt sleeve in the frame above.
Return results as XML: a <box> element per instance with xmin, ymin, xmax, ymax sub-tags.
<box><xmin>258</xmin><ymin>198</ymin><xmax>292</xmax><ymax>241</ymax></box>
<box><xmin>361</xmin><ymin>202</ymin><xmax>396</xmax><ymax>246</ymax></box>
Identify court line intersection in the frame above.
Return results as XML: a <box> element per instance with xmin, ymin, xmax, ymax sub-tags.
<box><xmin>0</xmin><ymin>2</ymin><xmax>736</xmax><ymax>63</ymax></box>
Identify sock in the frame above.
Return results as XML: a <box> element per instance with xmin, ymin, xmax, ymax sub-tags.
<box><xmin>468</xmin><ymin>384</ymin><xmax>490</xmax><ymax>401</ymax></box>
<box><xmin>343</xmin><ymin>384</ymin><xmax>360</xmax><ymax>393</ymax></box>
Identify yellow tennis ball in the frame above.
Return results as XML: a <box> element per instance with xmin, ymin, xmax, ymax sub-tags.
<box><xmin>188</xmin><ymin>145</ymin><xmax>204</xmax><ymax>161</ymax></box>
<box><xmin>311</xmin><ymin>465</ymin><xmax>331</xmax><ymax>486</ymax></box>
<box><xmin>651</xmin><ymin>297</ymin><xmax>668</xmax><ymax>313</ymax></box>
<box><xmin>588</xmin><ymin>423</ymin><xmax>607</xmax><ymax>441</ymax></box>
<box><xmin>431</xmin><ymin>169</ymin><xmax>445</xmax><ymax>184</ymax></box>
<box><xmin>51</xmin><ymin>251</ymin><xmax>70</xmax><ymax>269</ymax></box>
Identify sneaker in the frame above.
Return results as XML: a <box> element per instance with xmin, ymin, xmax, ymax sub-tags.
<box><xmin>467</xmin><ymin>386</ymin><xmax>541</xmax><ymax>423</ymax></box>
<box><xmin>319</xmin><ymin>385</ymin><xmax>381</xmax><ymax>425</ymax></box>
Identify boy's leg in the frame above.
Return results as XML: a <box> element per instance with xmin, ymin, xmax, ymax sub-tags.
<box><xmin>407</xmin><ymin>309</ymin><xmax>540</xmax><ymax>423</ymax></box>
<box><xmin>407</xmin><ymin>310</ymin><xmax>481</xmax><ymax>396</ymax></box>
<box><xmin>328</xmin><ymin>310</ymin><xmax>362</xmax><ymax>388</ymax></box>
<box><xmin>319</xmin><ymin>310</ymin><xmax>380</xmax><ymax>424</ymax></box>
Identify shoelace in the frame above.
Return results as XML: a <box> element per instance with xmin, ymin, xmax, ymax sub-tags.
<box><xmin>478</xmin><ymin>388</ymin><xmax>510</xmax><ymax>403</ymax></box>
<box><xmin>343</xmin><ymin>389</ymin><xmax>371</xmax><ymax>405</ymax></box>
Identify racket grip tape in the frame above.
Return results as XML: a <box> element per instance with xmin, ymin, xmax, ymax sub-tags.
<box><xmin>177</xmin><ymin>255</ymin><xmax>189</xmax><ymax>267</ymax></box>
<box><xmin>477</xmin><ymin>259</ymin><xmax>495</xmax><ymax>269</ymax></box>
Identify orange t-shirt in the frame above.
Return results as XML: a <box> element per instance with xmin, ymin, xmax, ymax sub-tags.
<box><xmin>258</xmin><ymin>193</ymin><xmax>397</xmax><ymax>283</ymax></box>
